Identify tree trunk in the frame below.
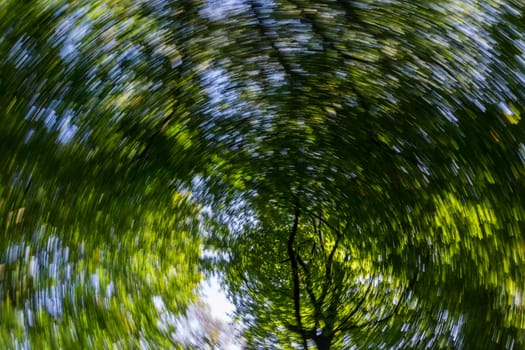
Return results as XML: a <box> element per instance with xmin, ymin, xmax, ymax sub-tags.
<box><xmin>314</xmin><ymin>335</ymin><xmax>332</xmax><ymax>350</ymax></box>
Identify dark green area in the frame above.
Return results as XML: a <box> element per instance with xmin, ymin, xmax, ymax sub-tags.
<box><xmin>1</xmin><ymin>0</ymin><xmax>525</xmax><ymax>349</ymax></box>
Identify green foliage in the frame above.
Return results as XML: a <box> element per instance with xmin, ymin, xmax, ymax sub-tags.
<box><xmin>202</xmin><ymin>0</ymin><xmax>525</xmax><ymax>348</ymax></box>
<box><xmin>2</xmin><ymin>0</ymin><xmax>525</xmax><ymax>349</ymax></box>
<box><xmin>0</xmin><ymin>0</ymin><xmax>208</xmax><ymax>347</ymax></box>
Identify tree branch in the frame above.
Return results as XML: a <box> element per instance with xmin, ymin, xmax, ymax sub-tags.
<box><xmin>318</xmin><ymin>228</ymin><xmax>343</xmax><ymax>311</ymax></box>
<box><xmin>296</xmin><ymin>251</ymin><xmax>321</xmax><ymax>329</ymax></box>
<box><xmin>311</xmin><ymin>215</ymin><xmax>324</xmax><ymax>253</ymax></box>
<box><xmin>339</xmin><ymin>272</ymin><xmax>418</xmax><ymax>332</ymax></box>
<box><xmin>287</xmin><ymin>202</ymin><xmax>309</xmax><ymax>349</ymax></box>
<box><xmin>302</xmin><ymin>211</ymin><xmax>345</xmax><ymax>309</ymax></box>
<box><xmin>307</xmin><ymin>211</ymin><xmax>344</xmax><ymax>238</ymax></box>
<box><xmin>334</xmin><ymin>274</ymin><xmax>375</xmax><ymax>333</ymax></box>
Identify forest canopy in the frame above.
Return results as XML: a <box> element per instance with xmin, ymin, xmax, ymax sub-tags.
<box><xmin>1</xmin><ymin>0</ymin><xmax>525</xmax><ymax>349</ymax></box>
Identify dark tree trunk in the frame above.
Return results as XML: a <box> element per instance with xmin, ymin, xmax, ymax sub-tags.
<box><xmin>314</xmin><ymin>335</ymin><xmax>332</xmax><ymax>350</ymax></box>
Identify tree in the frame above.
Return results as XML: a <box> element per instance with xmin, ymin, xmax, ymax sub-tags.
<box><xmin>2</xmin><ymin>0</ymin><xmax>525</xmax><ymax>349</ymax></box>
<box><xmin>202</xmin><ymin>0</ymin><xmax>525</xmax><ymax>348</ymax></box>
<box><xmin>216</xmin><ymin>198</ymin><xmax>417</xmax><ymax>349</ymax></box>
<box><xmin>0</xmin><ymin>0</ymin><xmax>209</xmax><ymax>347</ymax></box>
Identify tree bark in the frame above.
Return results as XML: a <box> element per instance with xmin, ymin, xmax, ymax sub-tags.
<box><xmin>314</xmin><ymin>335</ymin><xmax>332</xmax><ymax>350</ymax></box>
